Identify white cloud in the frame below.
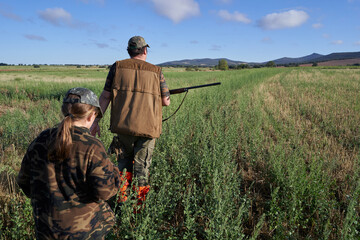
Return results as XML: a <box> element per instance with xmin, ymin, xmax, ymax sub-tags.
<box><xmin>312</xmin><ymin>23</ymin><xmax>323</xmax><ymax>29</ymax></box>
<box><xmin>258</xmin><ymin>10</ymin><xmax>309</xmax><ymax>30</ymax></box>
<box><xmin>150</xmin><ymin>0</ymin><xmax>200</xmax><ymax>23</ymax></box>
<box><xmin>355</xmin><ymin>41</ymin><xmax>360</xmax><ymax>46</ymax></box>
<box><xmin>24</xmin><ymin>34</ymin><xmax>46</xmax><ymax>41</ymax></box>
<box><xmin>332</xmin><ymin>40</ymin><xmax>343</xmax><ymax>45</ymax></box>
<box><xmin>38</xmin><ymin>7</ymin><xmax>97</xmax><ymax>30</ymax></box>
<box><xmin>38</xmin><ymin>8</ymin><xmax>72</xmax><ymax>26</ymax></box>
<box><xmin>218</xmin><ymin>10</ymin><xmax>251</xmax><ymax>23</ymax></box>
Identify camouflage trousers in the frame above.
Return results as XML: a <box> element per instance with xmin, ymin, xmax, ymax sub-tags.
<box><xmin>108</xmin><ymin>134</ymin><xmax>155</xmax><ymax>186</ymax></box>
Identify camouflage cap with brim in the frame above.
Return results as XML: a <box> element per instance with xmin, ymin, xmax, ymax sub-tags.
<box><xmin>63</xmin><ymin>87</ymin><xmax>103</xmax><ymax>118</ymax></box>
<box><xmin>127</xmin><ymin>36</ymin><xmax>150</xmax><ymax>49</ymax></box>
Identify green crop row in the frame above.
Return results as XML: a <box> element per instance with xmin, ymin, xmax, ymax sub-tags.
<box><xmin>0</xmin><ymin>67</ymin><xmax>359</xmax><ymax>239</ymax></box>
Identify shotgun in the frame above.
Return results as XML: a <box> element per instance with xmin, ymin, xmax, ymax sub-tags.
<box><xmin>163</xmin><ymin>82</ymin><xmax>221</xmax><ymax>122</ymax></box>
<box><xmin>169</xmin><ymin>82</ymin><xmax>221</xmax><ymax>95</ymax></box>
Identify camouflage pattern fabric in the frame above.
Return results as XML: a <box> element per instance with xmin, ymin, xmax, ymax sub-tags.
<box><xmin>109</xmin><ymin>134</ymin><xmax>155</xmax><ymax>186</ymax></box>
<box><xmin>63</xmin><ymin>87</ymin><xmax>103</xmax><ymax>118</ymax></box>
<box><xmin>127</xmin><ymin>36</ymin><xmax>149</xmax><ymax>49</ymax></box>
<box><xmin>17</xmin><ymin>126</ymin><xmax>121</xmax><ymax>240</ymax></box>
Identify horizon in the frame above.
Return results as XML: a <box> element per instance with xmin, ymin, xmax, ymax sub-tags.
<box><xmin>2</xmin><ymin>50</ymin><xmax>359</xmax><ymax>66</ymax></box>
<box><xmin>1</xmin><ymin>0</ymin><xmax>360</xmax><ymax>65</ymax></box>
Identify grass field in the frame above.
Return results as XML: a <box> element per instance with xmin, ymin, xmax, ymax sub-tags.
<box><xmin>0</xmin><ymin>66</ymin><xmax>359</xmax><ymax>239</ymax></box>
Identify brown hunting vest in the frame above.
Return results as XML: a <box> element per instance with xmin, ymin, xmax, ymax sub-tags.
<box><xmin>110</xmin><ymin>59</ymin><xmax>162</xmax><ymax>138</ymax></box>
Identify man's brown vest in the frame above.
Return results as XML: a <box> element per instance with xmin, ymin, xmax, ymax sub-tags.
<box><xmin>110</xmin><ymin>59</ymin><xmax>162</xmax><ymax>138</ymax></box>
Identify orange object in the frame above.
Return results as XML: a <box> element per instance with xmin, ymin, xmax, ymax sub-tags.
<box><xmin>133</xmin><ymin>185</ymin><xmax>150</xmax><ymax>213</ymax></box>
<box><xmin>136</xmin><ymin>186</ymin><xmax>150</xmax><ymax>204</ymax></box>
<box><xmin>117</xmin><ymin>171</ymin><xmax>132</xmax><ymax>203</ymax></box>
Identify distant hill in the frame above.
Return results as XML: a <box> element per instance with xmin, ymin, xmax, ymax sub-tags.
<box><xmin>273</xmin><ymin>51</ymin><xmax>360</xmax><ymax>65</ymax></box>
<box><xmin>158</xmin><ymin>51</ymin><xmax>360</xmax><ymax>67</ymax></box>
<box><xmin>271</xmin><ymin>53</ymin><xmax>324</xmax><ymax>65</ymax></box>
<box><xmin>158</xmin><ymin>58</ymin><xmax>246</xmax><ymax>67</ymax></box>
<box><xmin>309</xmin><ymin>52</ymin><xmax>360</xmax><ymax>62</ymax></box>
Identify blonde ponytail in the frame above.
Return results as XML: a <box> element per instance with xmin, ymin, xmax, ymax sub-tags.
<box><xmin>54</xmin><ymin>114</ymin><xmax>73</xmax><ymax>161</ymax></box>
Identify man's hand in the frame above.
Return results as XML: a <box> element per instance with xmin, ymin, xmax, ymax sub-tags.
<box><xmin>90</xmin><ymin>121</ymin><xmax>101</xmax><ymax>137</ymax></box>
<box><xmin>162</xmin><ymin>96</ymin><xmax>170</xmax><ymax>106</ymax></box>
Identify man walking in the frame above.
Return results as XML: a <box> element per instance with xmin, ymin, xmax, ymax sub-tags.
<box><xmin>91</xmin><ymin>36</ymin><xmax>170</xmax><ymax>206</ymax></box>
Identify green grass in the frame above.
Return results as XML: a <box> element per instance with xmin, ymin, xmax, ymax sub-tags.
<box><xmin>0</xmin><ymin>66</ymin><xmax>359</xmax><ymax>239</ymax></box>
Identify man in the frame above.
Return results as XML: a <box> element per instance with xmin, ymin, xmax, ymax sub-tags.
<box><xmin>91</xmin><ymin>36</ymin><xmax>170</xmax><ymax>205</ymax></box>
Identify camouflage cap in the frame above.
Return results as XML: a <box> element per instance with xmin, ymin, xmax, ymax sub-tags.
<box><xmin>127</xmin><ymin>36</ymin><xmax>150</xmax><ymax>50</ymax></box>
<box><xmin>63</xmin><ymin>87</ymin><xmax>103</xmax><ymax>118</ymax></box>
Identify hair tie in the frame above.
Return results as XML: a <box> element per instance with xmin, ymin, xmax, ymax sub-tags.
<box><xmin>65</xmin><ymin>113</ymin><xmax>74</xmax><ymax>118</ymax></box>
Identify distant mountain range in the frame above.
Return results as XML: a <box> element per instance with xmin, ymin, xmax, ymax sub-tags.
<box><xmin>158</xmin><ymin>51</ymin><xmax>360</xmax><ymax>67</ymax></box>
<box><xmin>158</xmin><ymin>58</ymin><xmax>246</xmax><ymax>67</ymax></box>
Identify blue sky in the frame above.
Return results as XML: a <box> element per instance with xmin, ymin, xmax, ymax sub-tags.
<box><xmin>1</xmin><ymin>0</ymin><xmax>360</xmax><ymax>65</ymax></box>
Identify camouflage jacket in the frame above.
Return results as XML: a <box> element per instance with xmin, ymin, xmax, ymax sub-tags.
<box><xmin>17</xmin><ymin>126</ymin><xmax>121</xmax><ymax>240</ymax></box>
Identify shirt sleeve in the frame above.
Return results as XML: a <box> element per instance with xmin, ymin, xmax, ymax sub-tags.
<box><xmin>160</xmin><ymin>71</ymin><xmax>170</xmax><ymax>97</ymax></box>
<box><xmin>17</xmin><ymin>143</ymin><xmax>34</xmax><ymax>197</ymax></box>
<box><xmin>88</xmin><ymin>145</ymin><xmax>121</xmax><ymax>201</ymax></box>
<box><xmin>104</xmin><ymin>63</ymin><xmax>116</xmax><ymax>92</ymax></box>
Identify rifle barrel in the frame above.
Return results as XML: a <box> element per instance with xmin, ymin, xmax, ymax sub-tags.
<box><xmin>169</xmin><ymin>82</ymin><xmax>221</xmax><ymax>95</ymax></box>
